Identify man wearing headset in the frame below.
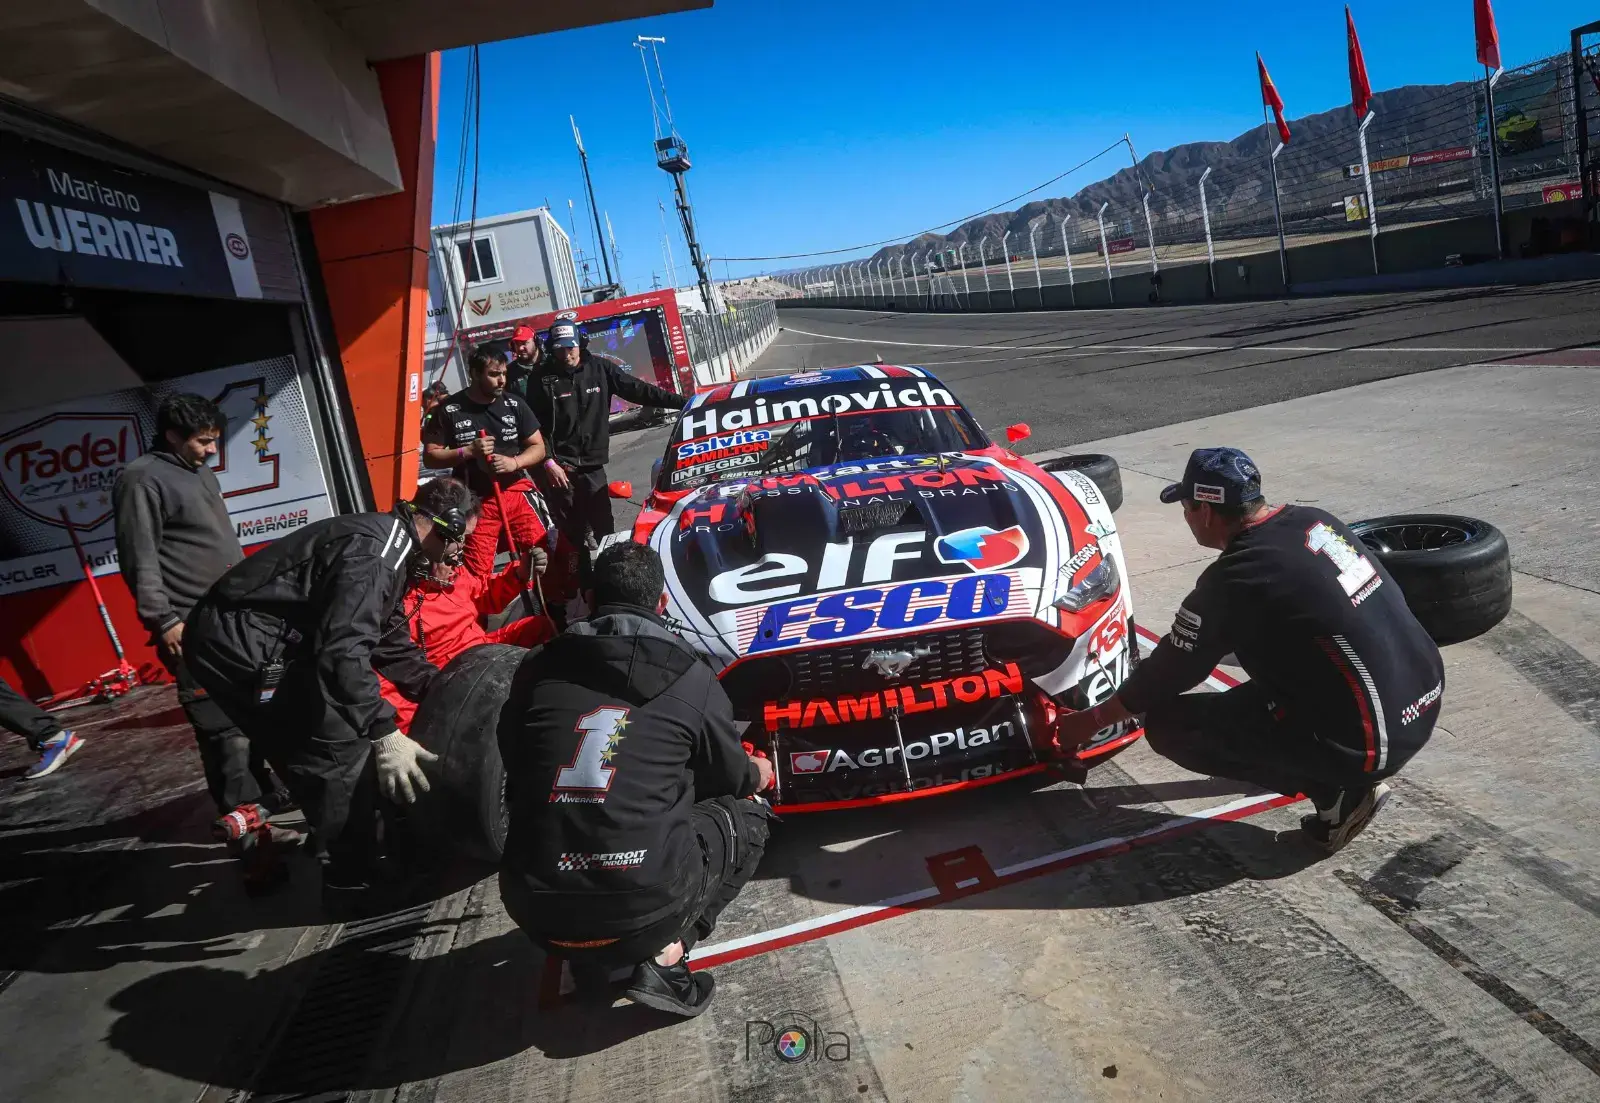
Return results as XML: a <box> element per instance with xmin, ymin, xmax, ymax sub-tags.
<box><xmin>184</xmin><ymin>483</ymin><xmax>469</xmax><ymax>916</ymax></box>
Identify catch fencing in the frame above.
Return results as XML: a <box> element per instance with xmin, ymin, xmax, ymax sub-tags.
<box><xmin>682</xmin><ymin>298</ymin><xmax>779</xmax><ymax>386</ymax></box>
<box><xmin>787</xmin><ymin>44</ymin><xmax>1595</xmax><ymax>304</ymax></box>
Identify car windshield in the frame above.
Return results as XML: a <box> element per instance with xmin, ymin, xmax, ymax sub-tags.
<box><xmin>658</xmin><ymin>379</ymin><xmax>989</xmax><ymax>491</ymax></box>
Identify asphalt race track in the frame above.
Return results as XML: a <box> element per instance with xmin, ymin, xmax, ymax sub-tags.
<box><xmin>4</xmin><ymin>283</ymin><xmax>1600</xmax><ymax>1102</ymax></box>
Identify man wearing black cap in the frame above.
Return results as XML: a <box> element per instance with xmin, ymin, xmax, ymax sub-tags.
<box><xmin>1055</xmin><ymin>447</ymin><xmax>1445</xmax><ymax>853</ymax></box>
<box><xmin>527</xmin><ymin>321</ymin><xmax>688</xmax><ymax>557</ymax></box>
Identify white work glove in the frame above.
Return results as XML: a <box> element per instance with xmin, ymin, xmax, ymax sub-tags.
<box><xmin>373</xmin><ymin>729</ymin><xmax>439</xmax><ymax>805</ymax></box>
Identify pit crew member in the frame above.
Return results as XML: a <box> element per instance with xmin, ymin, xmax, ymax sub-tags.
<box><xmin>497</xmin><ymin>541</ymin><xmax>775</xmax><ymax>1017</ymax></box>
<box><xmin>184</xmin><ymin>495</ymin><xmax>456</xmax><ymax>915</ymax></box>
<box><xmin>1055</xmin><ymin>447</ymin><xmax>1444</xmax><ymax>853</ymax></box>
<box><xmin>422</xmin><ymin>343</ymin><xmax>551</xmax><ymax>584</ymax></box>
<box><xmin>377</xmin><ymin>478</ymin><xmax>557</xmax><ymax>733</ymax></box>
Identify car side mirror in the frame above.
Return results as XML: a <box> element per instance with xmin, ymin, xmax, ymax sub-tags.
<box><xmin>1005</xmin><ymin>423</ymin><xmax>1031</xmax><ymax>444</ymax></box>
<box><xmin>608</xmin><ymin>480</ymin><xmax>634</xmax><ymax>500</ymax></box>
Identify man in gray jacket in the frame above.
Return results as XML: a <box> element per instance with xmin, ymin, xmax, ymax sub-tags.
<box><xmin>114</xmin><ymin>393</ymin><xmax>286</xmax><ymax>818</ymax></box>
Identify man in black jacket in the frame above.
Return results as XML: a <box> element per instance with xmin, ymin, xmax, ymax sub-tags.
<box><xmin>1055</xmin><ymin>448</ymin><xmax>1444</xmax><ymax>854</ymax></box>
<box><xmin>527</xmin><ymin>322</ymin><xmax>688</xmax><ymax>552</ymax></box>
<box><xmin>113</xmin><ymin>393</ymin><xmax>286</xmax><ymax>821</ymax></box>
<box><xmin>498</xmin><ymin>541</ymin><xmax>775</xmax><ymax>1017</ymax></box>
<box><xmin>185</xmin><ymin>482</ymin><xmax>472</xmax><ymax>913</ymax></box>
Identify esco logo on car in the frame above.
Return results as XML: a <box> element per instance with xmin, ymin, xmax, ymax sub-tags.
<box><xmin>745</xmin><ymin>573</ymin><xmax>1016</xmax><ymax>654</ymax></box>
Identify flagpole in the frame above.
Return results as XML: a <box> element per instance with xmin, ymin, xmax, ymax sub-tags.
<box><xmin>1358</xmin><ymin>111</ymin><xmax>1380</xmax><ymax>274</ymax></box>
<box><xmin>1484</xmin><ymin>64</ymin><xmax>1506</xmax><ymax>260</ymax></box>
<box><xmin>1264</xmin><ymin>109</ymin><xmax>1290</xmax><ymax>288</ymax></box>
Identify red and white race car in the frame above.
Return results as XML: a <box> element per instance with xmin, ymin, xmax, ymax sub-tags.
<box><xmin>609</xmin><ymin>364</ymin><xmax>1140</xmax><ymax>811</ymax></box>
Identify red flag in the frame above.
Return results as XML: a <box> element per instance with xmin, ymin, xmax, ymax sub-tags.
<box><xmin>1257</xmin><ymin>53</ymin><xmax>1291</xmax><ymax>145</ymax></box>
<box><xmin>1347</xmin><ymin>7</ymin><xmax>1373</xmax><ymax>120</ymax></box>
<box><xmin>1474</xmin><ymin>0</ymin><xmax>1501</xmax><ymax>70</ymax></box>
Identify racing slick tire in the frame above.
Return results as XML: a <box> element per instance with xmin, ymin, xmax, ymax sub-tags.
<box><xmin>408</xmin><ymin>643</ymin><xmax>531</xmax><ymax>863</ymax></box>
<box><xmin>1040</xmin><ymin>453</ymin><xmax>1123</xmax><ymax>513</ymax></box>
<box><xmin>1348</xmin><ymin>514</ymin><xmax>1512</xmax><ymax>646</ymax></box>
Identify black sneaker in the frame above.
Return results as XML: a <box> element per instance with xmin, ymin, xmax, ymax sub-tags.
<box><xmin>623</xmin><ymin>959</ymin><xmax>716</xmax><ymax>1017</ymax></box>
<box><xmin>1302</xmin><ymin>783</ymin><xmax>1392</xmax><ymax>854</ymax></box>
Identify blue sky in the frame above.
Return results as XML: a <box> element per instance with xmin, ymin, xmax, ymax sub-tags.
<box><xmin>434</xmin><ymin>0</ymin><xmax>1576</xmax><ymax>284</ymax></box>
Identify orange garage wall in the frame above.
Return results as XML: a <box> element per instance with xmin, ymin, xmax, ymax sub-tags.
<box><xmin>309</xmin><ymin>52</ymin><xmax>440</xmax><ymax>510</ymax></box>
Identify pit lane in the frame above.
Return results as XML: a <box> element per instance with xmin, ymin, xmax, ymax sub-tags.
<box><xmin>5</xmin><ymin>283</ymin><xmax>1600</xmax><ymax>1101</ymax></box>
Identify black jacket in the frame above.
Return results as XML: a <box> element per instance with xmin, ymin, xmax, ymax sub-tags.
<box><xmin>113</xmin><ymin>450</ymin><xmax>245</xmax><ymax>633</ymax></box>
<box><xmin>499</xmin><ymin>604</ymin><xmax>757</xmax><ymax>938</ymax></box>
<box><xmin>1119</xmin><ymin>505</ymin><xmax>1444</xmax><ymax>774</ymax></box>
<box><xmin>527</xmin><ymin>352</ymin><xmax>688</xmax><ymax>469</ymax></box>
<box><xmin>191</xmin><ymin>510</ymin><xmax>437</xmax><ymax>740</ymax></box>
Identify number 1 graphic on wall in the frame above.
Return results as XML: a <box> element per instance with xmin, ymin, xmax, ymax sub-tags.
<box><xmin>553</xmin><ymin>706</ymin><xmax>632</xmax><ymax>795</ymax></box>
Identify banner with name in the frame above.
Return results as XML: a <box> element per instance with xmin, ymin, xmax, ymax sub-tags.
<box><xmin>0</xmin><ymin>129</ymin><xmax>272</xmax><ymax>300</ymax></box>
<box><xmin>0</xmin><ymin>356</ymin><xmax>334</xmax><ymax>597</ymax></box>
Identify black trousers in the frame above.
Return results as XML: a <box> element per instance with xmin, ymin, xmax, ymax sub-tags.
<box><xmin>1143</xmin><ymin>682</ymin><xmax>1424</xmax><ymax>809</ymax></box>
<box><xmin>501</xmin><ymin>795</ymin><xmax>775</xmax><ymax>969</ymax></box>
<box><xmin>186</xmin><ymin>613</ymin><xmax>381</xmax><ymax>888</ymax></box>
<box><xmin>549</xmin><ymin>465</ymin><xmax>615</xmax><ymax>586</ymax></box>
<box><xmin>166</xmin><ymin>653</ymin><xmax>280</xmax><ymax>814</ymax></box>
<box><xmin>0</xmin><ymin>676</ymin><xmax>61</xmax><ymax>751</ymax></box>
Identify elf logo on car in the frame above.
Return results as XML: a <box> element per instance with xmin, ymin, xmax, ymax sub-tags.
<box><xmin>791</xmin><ymin>721</ymin><xmax>1016</xmax><ymax>774</ymax></box>
<box><xmin>1082</xmin><ymin>649</ymin><xmax>1130</xmax><ymax>706</ymax></box>
<box><xmin>933</xmin><ymin>525</ymin><xmax>1030</xmax><ymax>572</ymax></box>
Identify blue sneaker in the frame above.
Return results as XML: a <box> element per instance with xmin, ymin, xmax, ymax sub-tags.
<box><xmin>25</xmin><ymin>731</ymin><xmax>85</xmax><ymax>779</ymax></box>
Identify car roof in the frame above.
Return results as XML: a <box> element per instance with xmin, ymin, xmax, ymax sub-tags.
<box><xmin>688</xmin><ymin>364</ymin><xmax>944</xmax><ymax>407</ymax></box>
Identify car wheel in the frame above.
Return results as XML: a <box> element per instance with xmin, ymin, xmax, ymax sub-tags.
<box><xmin>1347</xmin><ymin>514</ymin><xmax>1512</xmax><ymax>645</ymax></box>
<box><xmin>1040</xmin><ymin>453</ymin><xmax>1123</xmax><ymax>513</ymax></box>
<box><xmin>408</xmin><ymin>643</ymin><xmax>532</xmax><ymax>863</ymax></box>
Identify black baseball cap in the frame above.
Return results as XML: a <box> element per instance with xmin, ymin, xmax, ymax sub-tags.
<box><xmin>1160</xmin><ymin>446</ymin><xmax>1263</xmax><ymax>506</ymax></box>
<box><xmin>550</xmin><ymin>322</ymin><xmax>580</xmax><ymax>348</ymax></box>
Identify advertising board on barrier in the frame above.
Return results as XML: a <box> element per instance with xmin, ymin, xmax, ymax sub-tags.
<box><xmin>1345</xmin><ymin>146</ymin><xmax>1474</xmax><ymax>178</ymax></box>
<box><xmin>0</xmin><ymin>356</ymin><xmax>334</xmax><ymax>597</ymax></box>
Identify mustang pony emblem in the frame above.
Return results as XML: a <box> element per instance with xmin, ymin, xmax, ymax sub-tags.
<box><xmin>862</xmin><ymin>645</ymin><xmax>934</xmax><ymax>680</ymax></box>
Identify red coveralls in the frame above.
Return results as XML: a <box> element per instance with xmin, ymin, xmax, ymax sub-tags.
<box><xmin>463</xmin><ymin>481</ymin><xmax>580</xmax><ymax>608</ymax></box>
<box><xmin>379</xmin><ymin>561</ymin><xmax>557</xmax><ymax>733</ymax></box>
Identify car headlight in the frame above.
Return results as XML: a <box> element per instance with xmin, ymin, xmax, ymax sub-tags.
<box><xmin>1054</xmin><ymin>555</ymin><xmax>1121</xmax><ymax>613</ymax></box>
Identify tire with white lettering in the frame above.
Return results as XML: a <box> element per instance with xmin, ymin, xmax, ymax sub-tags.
<box><xmin>1347</xmin><ymin>515</ymin><xmax>1511</xmax><ymax>646</ymax></box>
<box><xmin>1040</xmin><ymin>454</ymin><xmax>1122</xmax><ymax>513</ymax></box>
<box><xmin>409</xmin><ymin>643</ymin><xmax>531</xmax><ymax>863</ymax></box>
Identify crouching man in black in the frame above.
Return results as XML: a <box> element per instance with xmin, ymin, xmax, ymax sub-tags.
<box><xmin>184</xmin><ymin>485</ymin><xmax>472</xmax><ymax>915</ymax></box>
<box><xmin>498</xmin><ymin>541</ymin><xmax>776</xmax><ymax>1017</ymax></box>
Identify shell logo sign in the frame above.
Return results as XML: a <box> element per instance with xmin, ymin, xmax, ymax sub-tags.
<box><xmin>0</xmin><ymin>413</ymin><xmax>141</xmax><ymax>531</ymax></box>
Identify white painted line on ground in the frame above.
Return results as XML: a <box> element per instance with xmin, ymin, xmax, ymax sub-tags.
<box><xmin>779</xmin><ymin>324</ymin><xmax>1556</xmax><ymax>357</ymax></box>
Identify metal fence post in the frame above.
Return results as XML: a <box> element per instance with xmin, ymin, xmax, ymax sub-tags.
<box><xmin>1059</xmin><ymin>217</ymin><xmax>1076</xmax><ymax>306</ymax></box>
<box><xmin>1001</xmin><ymin>230</ymin><xmax>1016</xmax><ymax>306</ymax></box>
<box><xmin>1141</xmin><ymin>192</ymin><xmax>1159</xmax><ymax>276</ymax></box>
<box><xmin>1198</xmin><ymin>166</ymin><xmax>1215</xmax><ymax>297</ymax></box>
<box><xmin>978</xmin><ymin>235</ymin><xmax>991</xmax><ymax>293</ymax></box>
<box><xmin>1269</xmin><ymin>141</ymin><xmax>1289</xmax><ymax>288</ymax></box>
<box><xmin>957</xmin><ymin>243</ymin><xmax>971</xmax><ymax>306</ymax></box>
<box><xmin>1485</xmin><ymin>66</ymin><xmax>1506</xmax><ymax>260</ymax></box>
<box><xmin>1096</xmin><ymin>202</ymin><xmax>1114</xmax><ymax>304</ymax></box>
<box><xmin>1029</xmin><ymin>221</ymin><xmax>1042</xmax><ymax>303</ymax></box>
<box><xmin>1357</xmin><ymin>110</ymin><xmax>1380</xmax><ymax>274</ymax></box>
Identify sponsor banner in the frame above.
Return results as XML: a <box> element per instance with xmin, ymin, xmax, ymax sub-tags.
<box><xmin>0</xmin><ymin>129</ymin><xmax>275</xmax><ymax>300</ymax></box>
<box><xmin>764</xmin><ymin>662</ymin><xmax>1025</xmax><ymax>730</ymax></box>
<box><xmin>676</xmin><ymin>379</ymin><xmax>959</xmax><ymax>439</ymax></box>
<box><xmin>788</xmin><ymin>719</ymin><xmax>1019</xmax><ymax>776</ymax></box>
<box><xmin>1344</xmin><ymin>146</ymin><xmax>1473</xmax><ymax>178</ymax></box>
<box><xmin>0</xmin><ymin>356</ymin><xmax>334</xmax><ymax>597</ymax></box>
<box><xmin>1542</xmin><ymin>183</ymin><xmax>1579</xmax><ymax>204</ymax></box>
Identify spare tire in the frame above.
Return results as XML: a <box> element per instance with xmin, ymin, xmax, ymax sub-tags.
<box><xmin>1040</xmin><ymin>453</ymin><xmax>1123</xmax><ymax>513</ymax></box>
<box><xmin>409</xmin><ymin>643</ymin><xmax>532</xmax><ymax>862</ymax></box>
<box><xmin>1347</xmin><ymin>515</ymin><xmax>1511</xmax><ymax>645</ymax></box>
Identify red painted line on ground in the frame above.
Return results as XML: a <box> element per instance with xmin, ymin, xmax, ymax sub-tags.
<box><xmin>691</xmin><ymin>791</ymin><xmax>1299</xmax><ymax>971</ymax></box>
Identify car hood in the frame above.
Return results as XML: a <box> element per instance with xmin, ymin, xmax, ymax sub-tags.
<box><xmin>645</xmin><ymin>452</ymin><xmax>1115</xmax><ymax>668</ymax></box>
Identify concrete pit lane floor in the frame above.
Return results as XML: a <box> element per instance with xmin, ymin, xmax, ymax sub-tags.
<box><xmin>4</xmin><ymin>283</ymin><xmax>1600</xmax><ymax>1101</ymax></box>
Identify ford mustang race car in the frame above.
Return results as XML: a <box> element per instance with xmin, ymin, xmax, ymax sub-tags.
<box><xmin>612</xmin><ymin>364</ymin><xmax>1140</xmax><ymax>811</ymax></box>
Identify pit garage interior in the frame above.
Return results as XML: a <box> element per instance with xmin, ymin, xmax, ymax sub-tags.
<box><xmin>4</xmin><ymin>5</ymin><xmax>1600</xmax><ymax>1103</ymax></box>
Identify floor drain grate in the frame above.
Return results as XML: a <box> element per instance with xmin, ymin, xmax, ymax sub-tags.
<box><xmin>247</xmin><ymin>903</ymin><xmax>434</xmax><ymax>1102</ymax></box>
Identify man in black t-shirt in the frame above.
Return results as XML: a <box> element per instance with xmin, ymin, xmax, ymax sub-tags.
<box><xmin>421</xmin><ymin>344</ymin><xmax>552</xmax><ymax>584</ymax></box>
<box><xmin>1056</xmin><ymin>447</ymin><xmax>1444</xmax><ymax>853</ymax></box>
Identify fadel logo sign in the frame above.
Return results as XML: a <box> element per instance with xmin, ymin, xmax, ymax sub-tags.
<box><xmin>0</xmin><ymin>413</ymin><xmax>141</xmax><ymax>531</ymax></box>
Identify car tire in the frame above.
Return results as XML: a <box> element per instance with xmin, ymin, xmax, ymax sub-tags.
<box><xmin>408</xmin><ymin>643</ymin><xmax>532</xmax><ymax>863</ymax></box>
<box><xmin>1347</xmin><ymin>514</ymin><xmax>1512</xmax><ymax>645</ymax></box>
<box><xmin>1040</xmin><ymin>453</ymin><xmax>1123</xmax><ymax>513</ymax></box>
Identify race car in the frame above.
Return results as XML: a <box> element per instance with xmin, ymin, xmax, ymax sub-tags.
<box><xmin>612</xmin><ymin>364</ymin><xmax>1141</xmax><ymax>812</ymax></box>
